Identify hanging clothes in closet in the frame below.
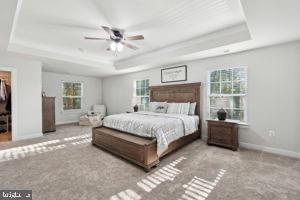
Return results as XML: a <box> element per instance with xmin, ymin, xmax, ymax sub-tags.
<box><xmin>6</xmin><ymin>94</ymin><xmax>11</xmax><ymax>112</ymax></box>
<box><xmin>0</xmin><ymin>79</ymin><xmax>7</xmax><ymax>102</ymax></box>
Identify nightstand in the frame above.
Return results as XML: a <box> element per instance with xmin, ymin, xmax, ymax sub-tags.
<box><xmin>207</xmin><ymin>120</ymin><xmax>239</xmax><ymax>151</ymax></box>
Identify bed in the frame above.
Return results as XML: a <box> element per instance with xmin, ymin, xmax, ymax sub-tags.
<box><xmin>92</xmin><ymin>82</ymin><xmax>201</xmax><ymax>171</ymax></box>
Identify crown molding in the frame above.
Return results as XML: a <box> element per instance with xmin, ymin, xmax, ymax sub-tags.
<box><xmin>115</xmin><ymin>23</ymin><xmax>251</xmax><ymax>70</ymax></box>
<box><xmin>8</xmin><ymin>42</ymin><xmax>114</xmax><ymax>69</ymax></box>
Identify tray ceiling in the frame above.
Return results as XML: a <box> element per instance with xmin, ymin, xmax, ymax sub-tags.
<box><xmin>9</xmin><ymin>0</ymin><xmax>245</xmax><ymax>68</ymax></box>
<box><xmin>5</xmin><ymin>0</ymin><xmax>300</xmax><ymax>77</ymax></box>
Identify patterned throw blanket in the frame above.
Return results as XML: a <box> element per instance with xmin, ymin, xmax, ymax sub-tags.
<box><xmin>103</xmin><ymin>112</ymin><xmax>199</xmax><ymax>156</ymax></box>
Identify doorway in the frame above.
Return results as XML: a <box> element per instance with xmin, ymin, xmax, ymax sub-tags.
<box><xmin>0</xmin><ymin>71</ymin><xmax>12</xmax><ymax>141</ymax></box>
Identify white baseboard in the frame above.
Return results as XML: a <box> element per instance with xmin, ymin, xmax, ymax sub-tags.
<box><xmin>56</xmin><ymin>120</ymin><xmax>79</xmax><ymax>125</ymax></box>
<box><xmin>239</xmin><ymin>142</ymin><xmax>300</xmax><ymax>159</ymax></box>
<box><xmin>13</xmin><ymin>132</ymin><xmax>43</xmax><ymax>141</ymax></box>
<box><xmin>202</xmin><ymin>135</ymin><xmax>299</xmax><ymax>159</ymax></box>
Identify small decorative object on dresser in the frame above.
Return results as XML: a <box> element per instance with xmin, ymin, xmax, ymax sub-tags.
<box><xmin>207</xmin><ymin>120</ymin><xmax>238</xmax><ymax>151</ymax></box>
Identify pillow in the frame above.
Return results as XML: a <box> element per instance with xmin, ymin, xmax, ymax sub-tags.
<box><xmin>149</xmin><ymin>102</ymin><xmax>168</xmax><ymax>113</ymax></box>
<box><xmin>166</xmin><ymin>103</ymin><xmax>177</xmax><ymax>114</ymax></box>
<box><xmin>167</xmin><ymin>102</ymin><xmax>190</xmax><ymax>115</ymax></box>
<box><xmin>189</xmin><ymin>102</ymin><xmax>197</xmax><ymax>115</ymax></box>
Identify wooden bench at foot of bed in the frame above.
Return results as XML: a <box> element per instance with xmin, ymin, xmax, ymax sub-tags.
<box><xmin>92</xmin><ymin>126</ymin><xmax>200</xmax><ymax>171</ymax></box>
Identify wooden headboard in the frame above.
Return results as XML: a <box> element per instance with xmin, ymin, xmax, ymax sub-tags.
<box><xmin>149</xmin><ymin>82</ymin><xmax>201</xmax><ymax>117</ymax></box>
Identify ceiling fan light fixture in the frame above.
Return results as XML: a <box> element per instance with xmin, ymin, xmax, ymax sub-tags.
<box><xmin>85</xmin><ymin>26</ymin><xmax>144</xmax><ymax>53</ymax></box>
<box><xmin>110</xmin><ymin>42</ymin><xmax>117</xmax><ymax>51</ymax></box>
<box><xmin>117</xmin><ymin>42</ymin><xmax>123</xmax><ymax>52</ymax></box>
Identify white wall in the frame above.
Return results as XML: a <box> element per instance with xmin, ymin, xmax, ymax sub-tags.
<box><xmin>102</xmin><ymin>41</ymin><xmax>300</xmax><ymax>157</ymax></box>
<box><xmin>0</xmin><ymin>51</ymin><xmax>42</xmax><ymax>140</ymax></box>
<box><xmin>42</xmin><ymin>72</ymin><xmax>102</xmax><ymax>124</ymax></box>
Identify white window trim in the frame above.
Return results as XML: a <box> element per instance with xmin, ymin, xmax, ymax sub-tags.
<box><xmin>207</xmin><ymin>66</ymin><xmax>248</xmax><ymax>125</ymax></box>
<box><xmin>62</xmin><ymin>81</ymin><xmax>83</xmax><ymax>112</ymax></box>
<box><xmin>133</xmin><ymin>79</ymin><xmax>150</xmax><ymax>111</ymax></box>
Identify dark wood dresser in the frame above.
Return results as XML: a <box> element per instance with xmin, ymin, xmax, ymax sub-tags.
<box><xmin>42</xmin><ymin>97</ymin><xmax>56</xmax><ymax>133</ymax></box>
<box><xmin>207</xmin><ymin>120</ymin><xmax>238</xmax><ymax>151</ymax></box>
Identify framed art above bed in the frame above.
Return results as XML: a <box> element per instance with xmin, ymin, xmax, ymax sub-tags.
<box><xmin>161</xmin><ymin>65</ymin><xmax>187</xmax><ymax>83</ymax></box>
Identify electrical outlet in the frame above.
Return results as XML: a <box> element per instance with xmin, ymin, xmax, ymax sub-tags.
<box><xmin>268</xmin><ymin>130</ymin><xmax>275</xmax><ymax>137</ymax></box>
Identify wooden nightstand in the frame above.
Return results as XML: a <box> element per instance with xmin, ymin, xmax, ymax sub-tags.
<box><xmin>207</xmin><ymin>120</ymin><xmax>239</xmax><ymax>151</ymax></box>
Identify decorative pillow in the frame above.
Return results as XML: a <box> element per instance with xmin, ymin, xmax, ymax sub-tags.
<box><xmin>166</xmin><ymin>103</ymin><xmax>177</xmax><ymax>114</ymax></box>
<box><xmin>189</xmin><ymin>102</ymin><xmax>197</xmax><ymax>115</ymax></box>
<box><xmin>149</xmin><ymin>102</ymin><xmax>168</xmax><ymax>113</ymax></box>
<box><xmin>167</xmin><ymin>102</ymin><xmax>190</xmax><ymax>115</ymax></box>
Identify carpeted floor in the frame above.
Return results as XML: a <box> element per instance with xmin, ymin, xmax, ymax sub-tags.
<box><xmin>0</xmin><ymin>124</ymin><xmax>299</xmax><ymax>200</ymax></box>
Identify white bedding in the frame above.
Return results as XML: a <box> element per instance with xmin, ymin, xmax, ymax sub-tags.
<box><xmin>103</xmin><ymin>111</ymin><xmax>199</xmax><ymax>156</ymax></box>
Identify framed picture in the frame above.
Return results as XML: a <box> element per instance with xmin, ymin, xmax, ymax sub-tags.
<box><xmin>161</xmin><ymin>65</ymin><xmax>187</xmax><ymax>83</ymax></box>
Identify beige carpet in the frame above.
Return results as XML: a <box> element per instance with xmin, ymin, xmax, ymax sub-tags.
<box><xmin>0</xmin><ymin>124</ymin><xmax>299</xmax><ymax>200</ymax></box>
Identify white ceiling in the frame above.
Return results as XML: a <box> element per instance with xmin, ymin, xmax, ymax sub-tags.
<box><xmin>0</xmin><ymin>0</ymin><xmax>18</xmax><ymax>51</ymax></box>
<box><xmin>2</xmin><ymin>0</ymin><xmax>300</xmax><ymax>77</ymax></box>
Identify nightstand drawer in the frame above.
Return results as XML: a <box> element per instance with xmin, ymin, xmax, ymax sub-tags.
<box><xmin>210</xmin><ymin>135</ymin><xmax>232</xmax><ymax>145</ymax></box>
<box><xmin>210</xmin><ymin>126</ymin><xmax>231</xmax><ymax>139</ymax></box>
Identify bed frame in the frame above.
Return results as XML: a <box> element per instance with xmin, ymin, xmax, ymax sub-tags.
<box><xmin>92</xmin><ymin>82</ymin><xmax>201</xmax><ymax>171</ymax></box>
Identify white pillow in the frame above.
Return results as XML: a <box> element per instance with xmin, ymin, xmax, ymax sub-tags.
<box><xmin>149</xmin><ymin>102</ymin><xmax>168</xmax><ymax>113</ymax></box>
<box><xmin>166</xmin><ymin>103</ymin><xmax>178</xmax><ymax>114</ymax></box>
<box><xmin>189</xmin><ymin>102</ymin><xmax>197</xmax><ymax>115</ymax></box>
<box><xmin>167</xmin><ymin>103</ymin><xmax>190</xmax><ymax>115</ymax></box>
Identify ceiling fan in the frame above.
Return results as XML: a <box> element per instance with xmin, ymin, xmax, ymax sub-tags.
<box><xmin>84</xmin><ymin>26</ymin><xmax>144</xmax><ymax>53</ymax></box>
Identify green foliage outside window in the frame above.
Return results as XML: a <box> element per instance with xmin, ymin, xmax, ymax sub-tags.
<box><xmin>63</xmin><ymin>82</ymin><xmax>82</xmax><ymax>110</ymax></box>
<box><xmin>135</xmin><ymin>79</ymin><xmax>149</xmax><ymax>111</ymax></box>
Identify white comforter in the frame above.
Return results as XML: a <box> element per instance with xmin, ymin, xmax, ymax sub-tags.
<box><xmin>103</xmin><ymin>111</ymin><xmax>199</xmax><ymax>156</ymax></box>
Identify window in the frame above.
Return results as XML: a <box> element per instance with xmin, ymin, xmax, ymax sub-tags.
<box><xmin>208</xmin><ymin>67</ymin><xmax>247</xmax><ymax>123</ymax></box>
<box><xmin>62</xmin><ymin>82</ymin><xmax>83</xmax><ymax>110</ymax></box>
<box><xmin>133</xmin><ymin>79</ymin><xmax>150</xmax><ymax>111</ymax></box>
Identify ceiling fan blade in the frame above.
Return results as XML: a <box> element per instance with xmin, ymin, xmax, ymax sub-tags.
<box><xmin>121</xmin><ymin>41</ymin><xmax>139</xmax><ymax>50</ymax></box>
<box><xmin>102</xmin><ymin>26</ymin><xmax>112</xmax><ymax>35</ymax></box>
<box><xmin>126</xmin><ymin>35</ymin><xmax>144</xmax><ymax>40</ymax></box>
<box><xmin>84</xmin><ymin>37</ymin><xmax>110</xmax><ymax>41</ymax></box>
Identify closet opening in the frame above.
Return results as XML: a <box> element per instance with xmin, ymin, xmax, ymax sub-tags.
<box><xmin>0</xmin><ymin>71</ymin><xmax>12</xmax><ymax>141</ymax></box>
